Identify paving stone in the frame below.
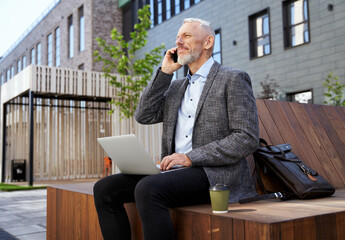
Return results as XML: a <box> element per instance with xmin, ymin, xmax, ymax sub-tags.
<box><xmin>4</xmin><ymin>225</ymin><xmax>45</xmax><ymax>237</ymax></box>
<box><xmin>0</xmin><ymin>190</ymin><xmax>47</xmax><ymax>240</ymax></box>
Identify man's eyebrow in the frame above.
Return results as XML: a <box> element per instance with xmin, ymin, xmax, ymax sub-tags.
<box><xmin>176</xmin><ymin>32</ymin><xmax>192</xmax><ymax>39</ymax></box>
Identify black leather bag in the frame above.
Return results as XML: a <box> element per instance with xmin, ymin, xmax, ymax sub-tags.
<box><xmin>240</xmin><ymin>139</ymin><xmax>335</xmax><ymax>203</ymax></box>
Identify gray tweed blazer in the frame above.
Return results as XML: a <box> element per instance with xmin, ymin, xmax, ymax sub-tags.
<box><xmin>135</xmin><ymin>61</ymin><xmax>259</xmax><ymax>202</ymax></box>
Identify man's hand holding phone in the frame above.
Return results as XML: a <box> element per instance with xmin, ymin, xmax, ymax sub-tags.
<box><xmin>161</xmin><ymin>48</ymin><xmax>182</xmax><ymax>75</ymax></box>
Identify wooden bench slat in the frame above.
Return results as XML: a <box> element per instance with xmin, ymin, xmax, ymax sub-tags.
<box><xmin>256</xmin><ymin>100</ymin><xmax>284</xmax><ymax>144</ymax></box>
<box><xmin>258</xmin><ymin>116</ymin><xmax>272</xmax><ymax>143</ymax></box>
<box><xmin>322</xmin><ymin>105</ymin><xmax>345</xmax><ymax>157</ymax></box>
<box><xmin>281</xmin><ymin>102</ymin><xmax>334</xmax><ymax>178</ymax></box>
<box><xmin>293</xmin><ymin>217</ymin><xmax>317</xmax><ymax>240</ymax></box>
<box><xmin>302</xmin><ymin>104</ymin><xmax>345</xmax><ymax>187</ymax></box>
<box><xmin>264</xmin><ymin>101</ymin><xmax>317</xmax><ymax>168</ymax></box>
<box><xmin>312</xmin><ymin>105</ymin><xmax>345</xmax><ymax>186</ymax></box>
<box><xmin>288</xmin><ymin>102</ymin><xmax>343</xmax><ymax>186</ymax></box>
<box><xmin>313</xmin><ymin>105</ymin><xmax>345</xmax><ymax>159</ymax></box>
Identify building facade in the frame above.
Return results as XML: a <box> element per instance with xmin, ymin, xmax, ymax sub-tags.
<box><xmin>123</xmin><ymin>0</ymin><xmax>345</xmax><ymax>105</ymax></box>
<box><xmin>0</xmin><ymin>0</ymin><xmax>122</xmax><ymax>85</ymax></box>
<box><xmin>0</xmin><ymin>0</ymin><xmax>125</xmax><ymax>182</ymax></box>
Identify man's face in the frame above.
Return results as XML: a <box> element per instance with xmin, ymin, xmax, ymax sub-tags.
<box><xmin>176</xmin><ymin>22</ymin><xmax>206</xmax><ymax>65</ymax></box>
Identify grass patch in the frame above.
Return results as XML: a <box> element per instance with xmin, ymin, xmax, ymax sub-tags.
<box><xmin>0</xmin><ymin>183</ymin><xmax>46</xmax><ymax>191</ymax></box>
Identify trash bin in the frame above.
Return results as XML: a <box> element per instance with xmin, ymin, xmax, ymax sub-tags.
<box><xmin>11</xmin><ymin>159</ymin><xmax>26</xmax><ymax>182</ymax></box>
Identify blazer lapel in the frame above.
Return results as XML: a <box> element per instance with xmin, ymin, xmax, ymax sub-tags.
<box><xmin>194</xmin><ymin>62</ymin><xmax>220</xmax><ymax>120</ymax></box>
<box><xmin>166</xmin><ymin>77</ymin><xmax>189</xmax><ymax>138</ymax></box>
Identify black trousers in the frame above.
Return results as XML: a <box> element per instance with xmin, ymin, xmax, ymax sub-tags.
<box><xmin>93</xmin><ymin>167</ymin><xmax>210</xmax><ymax>240</ymax></box>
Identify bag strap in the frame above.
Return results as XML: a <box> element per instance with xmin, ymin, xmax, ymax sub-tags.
<box><xmin>239</xmin><ymin>191</ymin><xmax>291</xmax><ymax>204</ymax></box>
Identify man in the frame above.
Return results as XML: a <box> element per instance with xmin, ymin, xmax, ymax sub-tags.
<box><xmin>94</xmin><ymin>18</ymin><xmax>259</xmax><ymax>240</ymax></box>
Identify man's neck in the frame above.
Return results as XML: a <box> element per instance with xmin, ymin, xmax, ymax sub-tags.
<box><xmin>188</xmin><ymin>56</ymin><xmax>210</xmax><ymax>75</ymax></box>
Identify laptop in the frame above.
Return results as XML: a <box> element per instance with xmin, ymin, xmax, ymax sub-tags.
<box><xmin>97</xmin><ymin>134</ymin><xmax>186</xmax><ymax>175</ymax></box>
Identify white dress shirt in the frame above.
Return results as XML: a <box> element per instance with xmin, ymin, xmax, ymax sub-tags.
<box><xmin>175</xmin><ymin>57</ymin><xmax>215</xmax><ymax>154</ymax></box>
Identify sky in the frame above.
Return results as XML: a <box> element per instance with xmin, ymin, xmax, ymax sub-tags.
<box><xmin>0</xmin><ymin>0</ymin><xmax>57</xmax><ymax>57</ymax></box>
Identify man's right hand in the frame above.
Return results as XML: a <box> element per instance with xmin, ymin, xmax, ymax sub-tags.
<box><xmin>161</xmin><ymin>48</ymin><xmax>183</xmax><ymax>75</ymax></box>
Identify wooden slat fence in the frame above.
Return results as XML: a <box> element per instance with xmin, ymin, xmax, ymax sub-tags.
<box><xmin>1</xmin><ymin>65</ymin><xmax>162</xmax><ymax>182</ymax></box>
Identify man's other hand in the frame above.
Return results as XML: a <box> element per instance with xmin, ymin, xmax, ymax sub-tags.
<box><xmin>160</xmin><ymin>153</ymin><xmax>192</xmax><ymax>170</ymax></box>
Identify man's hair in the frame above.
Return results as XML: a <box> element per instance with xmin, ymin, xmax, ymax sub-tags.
<box><xmin>183</xmin><ymin>18</ymin><xmax>215</xmax><ymax>37</ymax></box>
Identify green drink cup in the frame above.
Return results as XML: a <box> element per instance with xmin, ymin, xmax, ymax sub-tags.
<box><xmin>209</xmin><ymin>184</ymin><xmax>230</xmax><ymax>214</ymax></box>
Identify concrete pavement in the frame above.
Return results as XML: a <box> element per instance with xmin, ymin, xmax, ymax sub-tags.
<box><xmin>0</xmin><ymin>189</ymin><xmax>46</xmax><ymax>240</ymax></box>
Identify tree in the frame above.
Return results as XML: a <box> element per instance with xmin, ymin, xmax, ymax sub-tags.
<box><xmin>94</xmin><ymin>5</ymin><xmax>165</xmax><ymax>119</ymax></box>
<box><xmin>323</xmin><ymin>73</ymin><xmax>345</xmax><ymax>106</ymax></box>
<box><xmin>257</xmin><ymin>75</ymin><xmax>279</xmax><ymax>100</ymax></box>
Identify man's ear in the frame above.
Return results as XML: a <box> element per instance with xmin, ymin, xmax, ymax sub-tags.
<box><xmin>204</xmin><ymin>35</ymin><xmax>215</xmax><ymax>50</ymax></box>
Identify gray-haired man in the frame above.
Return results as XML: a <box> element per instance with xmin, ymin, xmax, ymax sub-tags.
<box><xmin>94</xmin><ymin>18</ymin><xmax>259</xmax><ymax>240</ymax></box>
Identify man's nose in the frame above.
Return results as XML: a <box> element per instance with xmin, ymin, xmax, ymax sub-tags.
<box><xmin>176</xmin><ymin>37</ymin><xmax>183</xmax><ymax>46</ymax></box>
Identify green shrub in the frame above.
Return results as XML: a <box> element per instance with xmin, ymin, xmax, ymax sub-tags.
<box><xmin>323</xmin><ymin>73</ymin><xmax>345</xmax><ymax>106</ymax></box>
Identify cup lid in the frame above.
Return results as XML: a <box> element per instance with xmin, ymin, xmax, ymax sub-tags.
<box><xmin>209</xmin><ymin>183</ymin><xmax>229</xmax><ymax>191</ymax></box>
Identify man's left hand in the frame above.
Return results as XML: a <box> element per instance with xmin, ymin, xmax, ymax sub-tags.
<box><xmin>160</xmin><ymin>153</ymin><xmax>192</xmax><ymax>170</ymax></box>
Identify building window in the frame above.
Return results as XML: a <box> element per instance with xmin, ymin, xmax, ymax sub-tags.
<box><xmin>1</xmin><ymin>74</ymin><xmax>4</xmax><ymax>85</ymax></box>
<box><xmin>166</xmin><ymin>0</ymin><xmax>171</xmax><ymax>20</ymax></box>
<box><xmin>147</xmin><ymin>0</ymin><xmax>202</xmax><ymax>27</ymax></box>
<box><xmin>7</xmin><ymin>69</ymin><xmax>10</xmax><ymax>81</ymax></box>
<box><xmin>17</xmin><ymin>59</ymin><xmax>22</xmax><ymax>73</ymax></box>
<box><xmin>175</xmin><ymin>0</ymin><xmax>180</xmax><ymax>15</ymax></box>
<box><xmin>36</xmin><ymin>43</ymin><xmax>41</xmax><ymax>65</ymax></box>
<box><xmin>31</xmin><ymin>48</ymin><xmax>35</xmax><ymax>64</ymax></box>
<box><xmin>11</xmin><ymin>66</ymin><xmax>15</xmax><ymax>78</ymax></box>
<box><xmin>212</xmin><ymin>29</ymin><xmax>222</xmax><ymax>64</ymax></box>
<box><xmin>283</xmin><ymin>0</ymin><xmax>310</xmax><ymax>48</ymax></box>
<box><xmin>23</xmin><ymin>56</ymin><xmax>26</xmax><ymax>69</ymax></box>
<box><xmin>47</xmin><ymin>33</ymin><xmax>53</xmax><ymax>66</ymax></box>
<box><xmin>79</xmin><ymin>6</ymin><xmax>85</xmax><ymax>52</ymax></box>
<box><xmin>184</xmin><ymin>0</ymin><xmax>190</xmax><ymax>10</ymax></box>
<box><xmin>55</xmin><ymin>27</ymin><xmax>61</xmax><ymax>66</ymax></box>
<box><xmin>78</xmin><ymin>63</ymin><xmax>84</xmax><ymax>70</ymax></box>
<box><xmin>249</xmin><ymin>9</ymin><xmax>271</xmax><ymax>59</ymax></box>
<box><xmin>68</xmin><ymin>15</ymin><xmax>74</xmax><ymax>58</ymax></box>
<box><xmin>286</xmin><ymin>90</ymin><xmax>312</xmax><ymax>103</ymax></box>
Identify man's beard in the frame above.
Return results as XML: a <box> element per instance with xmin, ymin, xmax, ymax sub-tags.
<box><xmin>178</xmin><ymin>48</ymin><xmax>202</xmax><ymax>65</ymax></box>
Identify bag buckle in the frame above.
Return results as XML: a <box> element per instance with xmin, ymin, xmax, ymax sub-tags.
<box><xmin>274</xmin><ymin>192</ymin><xmax>284</xmax><ymax>199</ymax></box>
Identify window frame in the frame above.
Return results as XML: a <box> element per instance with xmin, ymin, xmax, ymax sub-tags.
<box><xmin>55</xmin><ymin>27</ymin><xmax>61</xmax><ymax>66</ymax></box>
<box><xmin>36</xmin><ymin>43</ymin><xmax>42</xmax><ymax>65</ymax></box>
<box><xmin>79</xmin><ymin>6</ymin><xmax>85</xmax><ymax>52</ymax></box>
<box><xmin>22</xmin><ymin>56</ymin><xmax>26</xmax><ymax>69</ymax></box>
<box><xmin>17</xmin><ymin>59</ymin><xmax>22</xmax><ymax>73</ymax></box>
<box><xmin>31</xmin><ymin>48</ymin><xmax>36</xmax><ymax>65</ymax></box>
<box><xmin>68</xmin><ymin>15</ymin><xmax>74</xmax><ymax>58</ymax></box>
<box><xmin>248</xmin><ymin>8</ymin><xmax>271</xmax><ymax>60</ymax></box>
<box><xmin>47</xmin><ymin>33</ymin><xmax>53</xmax><ymax>66</ymax></box>
<box><xmin>286</xmin><ymin>89</ymin><xmax>313</xmax><ymax>104</ymax></box>
<box><xmin>212</xmin><ymin>28</ymin><xmax>222</xmax><ymax>64</ymax></box>
<box><xmin>283</xmin><ymin>0</ymin><xmax>310</xmax><ymax>49</ymax></box>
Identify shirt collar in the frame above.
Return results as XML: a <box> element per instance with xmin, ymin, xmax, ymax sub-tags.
<box><xmin>187</xmin><ymin>57</ymin><xmax>214</xmax><ymax>81</ymax></box>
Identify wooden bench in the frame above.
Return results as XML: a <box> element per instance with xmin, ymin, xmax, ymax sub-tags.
<box><xmin>46</xmin><ymin>99</ymin><xmax>345</xmax><ymax>240</ymax></box>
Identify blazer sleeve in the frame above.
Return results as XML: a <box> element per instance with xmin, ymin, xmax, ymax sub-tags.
<box><xmin>135</xmin><ymin>69</ymin><xmax>173</xmax><ymax>124</ymax></box>
<box><xmin>186</xmin><ymin>70</ymin><xmax>259</xmax><ymax>166</ymax></box>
